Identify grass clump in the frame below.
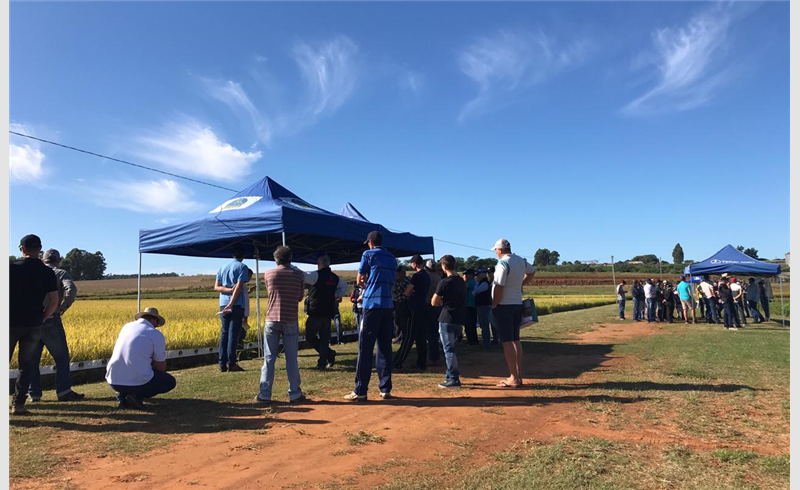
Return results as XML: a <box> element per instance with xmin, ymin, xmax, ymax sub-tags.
<box><xmin>345</xmin><ymin>430</ymin><xmax>385</xmax><ymax>446</ymax></box>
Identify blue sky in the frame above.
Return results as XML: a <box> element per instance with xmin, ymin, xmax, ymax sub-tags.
<box><xmin>9</xmin><ymin>1</ymin><xmax>789</xmax><ymax>274</ymax></box>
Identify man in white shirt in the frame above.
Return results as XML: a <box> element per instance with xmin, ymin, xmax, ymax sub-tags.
<box><xmin>729</xmin><ymin>278</ymin><xmax>748</xmax><ymax>326</ymax></box>
<box><xmin>491</xmin><ymin>239</ymin><xmax>536</xmax><ymax>388</ymax></box>
<box><xmin>643</xmin><ymin>279</ymin><xmax>657</xmax><ymax>323</ymax></box>
<box><xmin>699</xmin><ymin>277</ymin><xmax>720</xmax><ymax>324</ymax></box>
<box><xmin>106</xmin><ymin>307</ymin><xmax>175</xmax><ymax>410</ymax></box>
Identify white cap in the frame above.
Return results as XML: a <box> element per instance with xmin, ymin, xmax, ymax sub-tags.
<box><xmin>491</xmin><ymin>238</ymin><xmax>510</xmax><ymax>251</ymax></box>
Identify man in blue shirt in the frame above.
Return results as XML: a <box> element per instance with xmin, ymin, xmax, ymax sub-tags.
<box><xmin>215</xmin><ymin>244</ymin><xmax>249</xmax><ymax>372</ymax></box>
<box><xmin>676</xmin><ymin>276</ymin><xmax>696</xmax><ymax>324</ymax></box>
<box><xmin>345</xmin><ymin>231</ymin><xmax>396</xmax><ymax>402</ymax></box>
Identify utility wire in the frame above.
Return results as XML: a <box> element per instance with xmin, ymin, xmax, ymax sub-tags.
<box><xmin>10</xmin><ymin>130</ymin><xmax>531</xmax><ymax>259</ymax></box>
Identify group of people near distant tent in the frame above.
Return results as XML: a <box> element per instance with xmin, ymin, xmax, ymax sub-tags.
<box><xmin>616</xmin><ymin>274</ymin><xmax>775</xmax><ymax>330</ymax></box>
<box><xmin>10</xmin><ymin>231</ymin><xmax>537</xmax><ymax>413</ymax></box>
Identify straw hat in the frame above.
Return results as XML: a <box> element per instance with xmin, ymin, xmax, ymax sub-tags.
<box><xmin>134</xmin><ymin>307</ymin><xmax>166</xmax><ymax>327</ymax></box>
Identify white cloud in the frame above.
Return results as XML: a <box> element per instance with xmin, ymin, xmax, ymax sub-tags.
<box><xmin>136</xmin><ymin>119</ymin><xmax>262</xmax><ymax>182</ymax></box>
<box><xmin>457</xmin><ymin>30</ymin><xmax>590</xmax><ymax>122</ymax></box>
<box><xmin>86</xmin><ymin>179</ymin><xmax>202</xmax><ymax>214</ymax></box>
<box><xmin>622</xmin><ymin>6</ymin><xmax>733</xmax><ymax>116</ymax></box>
<box><xmin>398</xmin><ymin>70</ymin><xmax>425</xmax><ymax>93</ymax></box>
<box><xmin>9</xmin><ymin>123</ymin><xmax>46</xmax><ymax>183</ymax></box>
<box><xmin>201</xmin><ymin>78</ymin><xmax>273</xmax><ymax>145</ymax></box>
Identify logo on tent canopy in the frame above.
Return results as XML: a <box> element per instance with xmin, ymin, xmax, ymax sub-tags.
<box><xmin>278</xmin><ymin>197</ymin><xmax>323</xmax><ymax>212</ymax></box>
<box><xmin>209</xmin><ymin>196</ymin><xmax>263</xmax><ymax>213</ymax></box>
<box><xmin>709</xmin><ymin>259</ymin><xmax>755</xmax><ymax>265</ymax></box>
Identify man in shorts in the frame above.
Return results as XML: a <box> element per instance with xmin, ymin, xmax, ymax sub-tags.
<box><xmin>490</xmin><ymin>239</ymin><xmax>536</xmax><ymax>388</ymax></box>
<box><xmin>676</xmin><ymin>276</ymin><xmax>696</xmax><ymax>324</ymax></box>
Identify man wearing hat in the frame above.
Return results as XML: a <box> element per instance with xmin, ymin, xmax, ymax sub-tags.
<box><xmin>676</xmin><ymin>276</ymin><xmax>696</xmax><ymax>325</ymax></box>
<box><xmin>462</xmin><ymin>269</ymin><xmax>479</xmax><ymax>345</ymax></box>
<box><xmin>27</xmin><ymin>249</ymin><xmax>85</xmax><ymax>402</ymax></box>
<box><xmin>106</xmin><ymin>307</ymin><xmax>176</xmax><ymax>410</ymax></box>
<box><xmin>345</xmin><ymin>231</ymin><xmax>396</xmax><ymax>401</ymax></box>
<box><xmin>10</xmin><ymin>235</ymin><xmax>59</xmax><ymax>415</ymax></box>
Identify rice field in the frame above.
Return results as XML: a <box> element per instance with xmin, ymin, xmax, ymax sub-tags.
<box><xmin>14</xmin><ymin>296</ymin><xmax>616</xmax><ymax>368</ymax></box>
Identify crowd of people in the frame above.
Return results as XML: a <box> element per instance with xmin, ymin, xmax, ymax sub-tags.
<box><xmin>616</xmin><ymin>274</ymin><xmax>774</xmax><ymax>330</ymax></box>
<box><xmin>9</xmin><ymin>232</ymin><xmax>537</xmax><ymax>413</ymax></box>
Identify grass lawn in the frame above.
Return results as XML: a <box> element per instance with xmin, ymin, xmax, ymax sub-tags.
<box><xmin>9</xmin><ymin>305</ymin><xmax>790</xmax><ymax>490</ymax></box>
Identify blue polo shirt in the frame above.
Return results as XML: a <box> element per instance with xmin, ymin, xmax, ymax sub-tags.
<box><xmin>358</xmin><ymin>247</ymin><xmax>396</xmax><ymax>310</ymax></box>
<box><xmin>676</xmin><ymin>281</ymin><xmax>692</xmax><ymax>301</ymax></box>
<box><xmin>217</xmin><ymin>259</ymin><xmax>249</xmax><ymax>308</ymax></box>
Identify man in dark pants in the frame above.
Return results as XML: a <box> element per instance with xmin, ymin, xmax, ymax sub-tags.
<box><xmin>758</xmin><ymin>279</ymin><xmax>771</xmax><ymax>322</ymax></box>
<box><xmin>10</xmin><ymin>234</ymin><xmax>59</xmax><ymax>415</ymax></box>
<box><xmin>425</xmin><ymin>260</ymin><xmax>442</xmax><ymax>365</ymax></box>
<box><xmin>394</xmin><ymin>255</ymin><xmax>429</xmax><ymax>370</ymax></box>
<box><xmin>700</xmin><ymin>277</ymin><xmax>720</xmax><ymax>324</ymax></box>
<box><xmin>215</xmin><ymin>245</ymin><xmax>249</xmax><ymax>372</ymax></box>
<box><xmin>718</xmin><ymin>278</ymin><xmax>741</xmax><ymax>330</ymax></box>
<box><xmin>463</xmin><ymin>269</ymin><xmax>479</xmax><ymax>345</ymax></box>
<box><xmin>345</xmin><ymin>231</ymin><xmax>396</xmax><ymax>402</ymax></box>
<box><xmin>392</xmin><ymin>266</ymin><xmax>412</xmax><ymax>343</ymax></box>
<box><xmin>27</xmin><ymin>249</ymin><xmax>85</xmax><ymax>402</ymax></box>
<box><xmin>304</xmin><ymin>254</ymin><xmax>348</xmax><ymax>370</ymax></box>
<box><xmin>106</xmin><ymin>307</ymin><xmax>176</xmax><ymax>410</ymax></box>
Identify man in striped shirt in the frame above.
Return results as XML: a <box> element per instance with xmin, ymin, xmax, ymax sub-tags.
<box><xmin>255</xmin><ymin>246</ymin><xmax>306</xmax><ymax>404</ymax></box>
<box><xmin>345</xmin><ymin>231</ymin><xmax>396</xmax><ymax>401</ymax></box>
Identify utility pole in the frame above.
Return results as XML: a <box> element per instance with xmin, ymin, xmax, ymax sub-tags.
<box><xmin>659</xmin><ymin>257</ymin><xmax>663</xmax><ymax>281</ymax></box>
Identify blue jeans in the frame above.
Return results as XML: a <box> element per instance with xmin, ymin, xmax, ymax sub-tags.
<box><xmin>618</xmin><ymin>299</ymin><xmax>626</xmax><ymax>319</ymax></box>
<box><xmin>259</xmin><ymin>321</ymin><xmax>303</xmax><ymax>401</ymax></box>
<box><xmin>646</xmin><ymin>298</ymin><xmax>656</xmax><ymax>322</ymax></box>
<box><xmin>334</xmin><ymin>309</ymin><xmax>343</xmax><ymax>344</ymax></box>
<box><xmin>354</xmin><ymin>308</ymin><xmax>393</xmax><ymax>396</ymax></box>
<box><xmin>219</xmin><ymin>305</ymin><xmax>244</xmax><ymax>367</ymax></box>
<box><xmin>28</xmin><ymin>316</ymin><xmax>73</xmax><ymax>398</ymax></box>
<box><xmin>438</xmin><ymin>323</ymin><xmax>460</xmax><ymax>382</ymax></box>
<box><xmin>704</xmin><ymin>297</ymin><xmax>720</xmax><ymax>323</ymax></box>
<box><xmin>723</xmin><ymin>301</ymin><xmax>740</xmax><ymax>328</ymax></box>
<box><xmin>747</xmin><ymin>300</ymin><xmax>765</xmax><ymax>322</ymax></box>
<box><xmin>477</xmin><ymin>305</ymin><xmax>493</xmax><ymax>348</ymax></box>
<box><xmin>110</xmin><ymin>369</ymin><xmax>176</xmax><ymax>402</ymax></box>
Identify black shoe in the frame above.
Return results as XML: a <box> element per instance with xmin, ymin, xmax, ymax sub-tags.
<box><xmin>219</xmin><ymin>365</ymin><xmax>228</xmax><ymax>373</ymax></box>
<box><xmin>327</xmin><ymin>351</ymin><xmax>337</xmax><ymax>369</ymax></box>
<box><xmin>228</xmin><ymin>363</ymin><xmax>245</xmax><ymax>372</ymax></box>
<box><xmin>124</xmin><ymin>394</ymin><xmax>146</xmax><ymax>411</ymax></box>
<box><xmin>289</xmin><ymin>395</ymin><xmax>307</xmax><ymax>404</ymax></box>
<box><xmin>438</xmin><ymin>380</ymin><xmax>462</xmax><ymax>389</ymax></box>
<box><xmin>57</xmin><ymin>391</ymin><xmax>86</xmax><ymax>402</ymax></box>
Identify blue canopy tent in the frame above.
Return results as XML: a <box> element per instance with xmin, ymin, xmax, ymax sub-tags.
<box><xmin>138</xmin><ymin>176</ymin><xmax>435</xmax><ymax>352</ymax></box>
<box><xmin>685</xmin><ymin>245</ymin><xmax>785</xmax><ymax>326</ymax></box>
<box><xmin>339</xmin><ymin>202</ymin><xmax>369</xmax><ymax>221</ymax></box>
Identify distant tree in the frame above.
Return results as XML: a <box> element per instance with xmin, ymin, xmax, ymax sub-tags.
<box><xmin>454</xmin><ymin>256</ymin><xmax>466</xmax><ymax>271</ymax></box>
<box><xmin>61</xmin><ymin>248</ymin><xmax>107</xmax><ymax>280</ymax></box>
<box><xmin>672</xmin><ymin>243</ymin><xmax>684</xmax><ymax>264</ymax></box>
<box><xmin>631</xmin><ymin>254</ymin><xmax>659</xmax><ymax>264</ymax></box>
<box><xmin>561</xmin><ymin>261</ymin><xmax>572</xmax><ymax>266</ymax></box>
<box><xmin>574</xmin><ymin>260</ymin><xmax>582</xmax><ymax>265</ymax></box>
<box><xmin>743</xmin><ymin>247</ymin><xmax>759</xmax><ymax>259</ymax></box>
<box><xmin>9</xmin><ymin>255</ymin><xmax>18</xmax><ymax>261</ymax></box>
<box><xmin>547</xmin><ymin>250</ymin><xmax>560</xmax><ymax>266</ymax></box>
<box><xmin>534</xmin><ymin>248</ymin><xmax>551</xmax><ymax>267</ymax></box>
<box><xmin>736</xmin><ymin>245</ymin><xmax>745</xmax><ymax>252</ymax></box>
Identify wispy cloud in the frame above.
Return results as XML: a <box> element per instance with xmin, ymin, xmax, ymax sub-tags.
<box><xmin>136</xmin><ymin>119</ymin><xmax>262</xmax><ymax>182</ymax></box>
<box><xmin>398</xmin><ymin>70</ymin><xmax>425</xmax><ymax>94</ymax></box>
<box><xmin>622</xmin><ymin>6</ymin><xmax>733</xmax><ymax>116</ymax></box>
<box><xmin>457</xmin><ymin>30</ymin><xmax>590</xmax><ymax>122</ymax></box>
<box><xmin>201</xmin><ymin>78</ymin><xmax>273</xmax><ymax>144</ymax></box>
<box><xmin>9</xmin><ymin>123</ymin><xmax>46</xmax><ymax>183</ymax></box>
<box><xmin>84</xmin><ymin>179</ymin><xmax>202</xmax><ymax>214</ymax></box>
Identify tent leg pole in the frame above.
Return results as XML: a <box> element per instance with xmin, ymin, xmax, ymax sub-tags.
<box><xmin>282</xmin><ymin>232</ymin><xmax>286</xmax><ymax>246</ymax></box>
<box><xmin>137</xmin><ymin>253</ymin><xmax>142</xmax><ymax>312</ymax></box>
<box><xmin>779</xmin><ymin>276</ymin><xmax>785</xmax><ymax>328</ymax></box>
<box><xmin>255</xmin><ymin>253</ymin><xmax>262</xmax><ymax>358</ymax></box>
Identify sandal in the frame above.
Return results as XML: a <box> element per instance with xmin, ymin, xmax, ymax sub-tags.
<box><xmin>496</xmin><ymin>380</ymin><xmax>522</xmax><ymax>388</ymax></box>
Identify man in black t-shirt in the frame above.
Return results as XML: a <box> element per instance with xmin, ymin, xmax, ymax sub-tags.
<box><xmin>10</xmin><ymin>234</ymin><xmax>59</xmax><ymax>415</ymax></box>
<box><xmin>431</xmin><ymin>255</ymin><xmax>466</xmax><ymax>388</ymax></box>
<box><xmin>394</xmin><ymin>255</ymin><xmax>429</xmax><ymax>369</ymax></box>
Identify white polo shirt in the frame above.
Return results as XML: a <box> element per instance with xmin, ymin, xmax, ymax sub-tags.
<box><xmin>492</xmin><ymin>253</ymin><xmax>536</xmax><ymax>305</ymax></box>
<box><xmin>105</xmin><ymin>318</ymin><xmax>167</xmax><ymax>387</ymax></box>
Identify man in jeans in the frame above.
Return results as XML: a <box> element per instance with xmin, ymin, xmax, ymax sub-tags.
<box><xmin>215</xmin><ymin>245</ymin><xmax>249</xmax><ymax>372</ymax></box>
<box><xmin>474</xmin><ymin>269</ymin><xmax>493</xmax><ymax>348</ymax></box>
<box><xmin>28</xmin><ymin>249</ymin><xmax>85</xmax><ymax>402</ymax></box>
<box><xmin>746</xmin><ymin>278</ymin><xmax>766</xmax><ymax>323</ymax></box>
<box><xmin>106</xmin><ymin>307</ymin><xmax>176</xmax><ymax>410</ymax></box>
<box><xmin>644</xmin><ymin>279</ymin><xmax>657</xmax><ymax>323</ymax></box>
<box><xmin>615</xmin><ymin>280</ymin><xmax>626</xmax><ymax>320</ymax></box>
<box><xmin>10</xmin><ymin>234</ymin><xmax>59</xmax><ymax>415</ymax></box>
<box><xmin>431</xmin><ymin>255</ymin><xmax>467</xmax><ymax>388</ymax></box>
<box><xmin>304</xmin><ymin>254</ymin><xmax>348</xmax><ymax>370</ymax></box>
<box><xmin>345</xmin><ymin>231</ymin><xmax>396</xmax><ymax>402</ymax></box>
<box><xmin>700</xmin><ymin>276</ymin><xmax>720</xmax><ymax>324</ymax></box>
<box><xmin>491</xmin><ymin>239</ymin><xmax>536</xmax><ymax>388</ymax></box>
<box><xmin>255</xmin><ymin>246</ymin><xmax>306</xmax><ymax>403</ymax></box>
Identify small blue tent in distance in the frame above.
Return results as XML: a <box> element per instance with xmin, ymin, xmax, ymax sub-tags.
<box><xmin>339</xmin><ymin>202</ymin><xmax>369</xmax><ymax>222</ymax></box>
<box><xmin>684</xmin><ymin>245</ymin><xmax>781</xmax><ymax>276</ymax></box>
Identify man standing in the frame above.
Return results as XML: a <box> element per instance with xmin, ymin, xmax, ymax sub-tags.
<box><xmin>718</xmin><ymin>278</ymin><xmax>741</xmax><ymax>330</ymax></box>
<box><xmin>304</xmin><ymin>254</ymin><xmax>348</xmax><ymax>370</ymax></box>
<box><xmin>215</xmin><ymin>245</ymin><xmax>249</xmax><ymax>372</ymax></box>
<box><xmin>644</xmin><ymin>279</ymin><xmax>656</xmax><ymax>323</ymax></box>
<box><xmin>10</xmin><ymin>235</ymin><xmax>59</xmax><ymax>415</ymax></box>
<box><xmin>394</xmin><ymin>255</ymin><xmax>430</xmax><ymax>370</ymax></box>
<box><xmin>615</xmin><ymin>280</ymin><xmax>626</xmax><ymax>320</ymax></box>
<box><xmin>491</xmin><ymin>239</ymin><xmax>536</xmax><ymax>388</ymax></box>
<box><xmin>345</xmin><ymin>231</ymin><xmax>396</xmax><ymax>402</ymax></box>
<box><xmin>463</xmin><ymin>269</ymin><xmax>479</xmax><ymax>345</ymax></box>
<box><xmin>729</xmin><ymin>278</ymin><xmax>748</xmax><ymax>327</ymax></box>
<box><xmin>758</xmin><ymin>279</ymin><xmax>772</xmax><ymax>322</ymax></box>
<box><xmin>676</xmin><ymin>276</ymin><xmax>696</xmax><ymax>324</ymax></box>
<box><xmin>392</xmin><ymin>265</ymin><xmax>412</xmax><ymax>343</ymax></box>
<box><xmin>106</xmin><ymin>307</ymin><xmax>175</xmax><ymax>410</ymax></box>
<box><xmin>28</xmin><ymin>249</ymin><xmax>85</xmax><ymax>402</ymax></box>
<box><xmin>256</xmin><ymin>246</ymin><xmax>306</xmax><ymax>403</ymax></box>
<box><xmin>425</xmin><ymin>260</ymin><xmax>442</xmax><ymax>365</ymax></box>
<box><xmin>746</xmin><ymin>278</ymin><xmax>766</xmax><ymax>323</ymax></box>
<box><xmin>700</xmin><ymin>276</ymin><xmax>720</xmax><ymax>324</ymax></box>
<box><xmin>474</xmin><ymin>269</ymin><xmax>494</xmax><ymax>348</ymax></box>
<box><xmin>432</xmin><ymin>255</ymin><xmax>467</xmax><ymax>388</ymax></box>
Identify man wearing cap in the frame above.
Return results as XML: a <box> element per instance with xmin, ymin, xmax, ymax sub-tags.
<box><xmin>215</xmin><ymin>244</ymin><xmax>249</xmax><ymax>372</ymax></box>
<box><xmin>345</xmin><ymin>231</ymin><xmax>396</xmax><ymax>401</ymax></box>
<box><xmin>676</xmin><ymin>276</ymin><xmax>696</xmax><ymax>325</ymax></box>
<box><xmin>717</xmin><ymin>278</ymin><xmax>741</xmax><ymax>330</ymax></box>
<box><xmin>394</xmin><ymin>254</ymin><xmax>429</xmax><ymax>370</ymax></box>
<box><xmin>491</xmin><ymin>239</ymin><xmax>536</xmax><ymax>388</ymax></box>
<box><xmin>463</xmin><ymin>269</ymin><xmax>479</xmax><ymax>345</ymax></box>
<box><xmin>27</xmin><ymin>249</ymin><xmax>85</xmax><ymax>402</ymax></box>
<box><xmin>424</xmin><ymin>259</ymin><xmax>442</xmax><ymax>365</ymax></box>
<box><xmin>10</xmin><ymin>235</ymin><xmax>59</xmax><ymax>415</ymax></box>
<box><xmin>106</xmin><ymin>307</ymin><xmax>176</xmax><ymax>410</ymax></box>
<box><xmin>729</xmin><ymin>278</ymin><xmax>748</xmax><ymax>327</ymax></box>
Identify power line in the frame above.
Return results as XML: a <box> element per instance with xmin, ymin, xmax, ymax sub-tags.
<box><xmin>10</xmin><ymin>130</ymin><xmax>528</xmax><ymax>259</ymax></box>
<box><xmin>9</xmin><ymin>131</ymin><xmax>237</xmax><ymax>192</ymax></box>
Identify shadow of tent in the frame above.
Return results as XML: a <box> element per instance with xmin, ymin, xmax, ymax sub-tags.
<box><xmin>493</xmin><ymin>381</ymin><xmax>761</xmax><ymax>393</ymax></box>
<box><xmin>306</xmin><ymin>394</ymin><xmax>652</xmax><ymax>409</ymax></box>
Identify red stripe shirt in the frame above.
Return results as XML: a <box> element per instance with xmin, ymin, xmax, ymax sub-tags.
<box><xmin>264</xmin><ymin>266</ymin><xmax>305</xmax><ymax>323</ymax></box>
